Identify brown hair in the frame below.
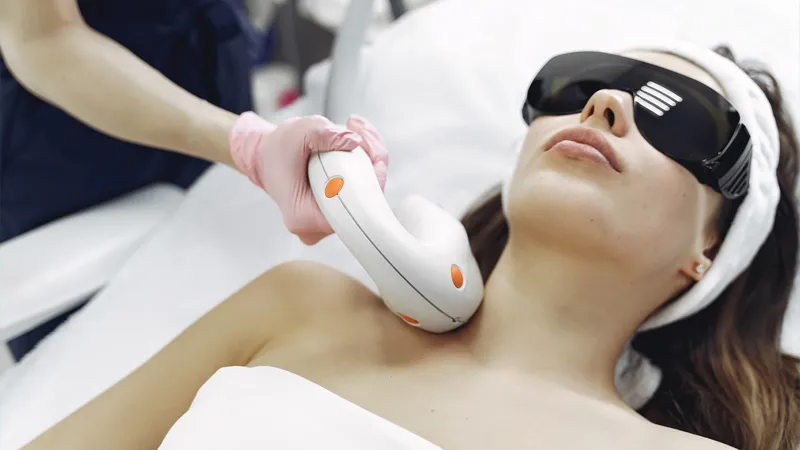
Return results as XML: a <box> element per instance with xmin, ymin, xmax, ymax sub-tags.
<box><xmin>460</xmin><ymin>45</ymin><xmax>800</xmax><ymax>449</ymax></box>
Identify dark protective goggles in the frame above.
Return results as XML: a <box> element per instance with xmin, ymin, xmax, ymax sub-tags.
<box><xmin>522</xmin><ymin>51</ymin><xmax>751</xmax><ymax>199</ymax></box>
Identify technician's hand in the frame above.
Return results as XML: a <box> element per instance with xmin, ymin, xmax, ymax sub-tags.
<box><xmin>229</xmin><ymin>112</ymin><xmax>389</xmax><ymax>245</ymax></box>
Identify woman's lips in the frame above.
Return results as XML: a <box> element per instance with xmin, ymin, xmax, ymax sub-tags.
<box><xmin>548</xmin><ymin>140</ymin><xmax>616</xmax><ymax>171</ymax></box>
<box><xmin>543</xmin><ymin>127</ymin><xmax>623</xmax><ymax>173</ymax></box>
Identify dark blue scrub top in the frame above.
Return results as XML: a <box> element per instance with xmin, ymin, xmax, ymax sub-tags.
<box><xmin>0</xmin><ymin>0</ymin><xmax>255</xmax><ymax>242</ymax></box>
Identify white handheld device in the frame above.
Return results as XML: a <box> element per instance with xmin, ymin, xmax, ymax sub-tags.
<box><xmin>308</xmin><ymin>149</ymin><xmax>484</xmax><ymax>333</ymax></box>
<box><xmin>312</xmin><ymin>0</ymin><xmax>483</xmax><ymax>332</ymax></box>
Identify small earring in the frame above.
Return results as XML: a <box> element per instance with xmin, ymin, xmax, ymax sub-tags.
<box><xmin>695</xmin><ymin>263</ymin><xmax>706</xmax><ymax>275</ymax></box>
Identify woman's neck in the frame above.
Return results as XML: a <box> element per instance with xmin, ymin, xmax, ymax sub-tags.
<box><xmin>458</xmin><ymin>237</ymin><xmax>666</xmax><ymax>406</ymax></box>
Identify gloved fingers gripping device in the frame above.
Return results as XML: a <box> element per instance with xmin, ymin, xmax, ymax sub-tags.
<box><xmin>308</xmin><ymin>148</ymin><xmax>484</xmax><ymax>332</ymax></box>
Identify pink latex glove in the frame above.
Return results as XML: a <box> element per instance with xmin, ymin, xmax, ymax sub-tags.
<box><xmin>229</xmin><ymin>112</ymin><xmax>389</xmax><ymax>245</ymax></box>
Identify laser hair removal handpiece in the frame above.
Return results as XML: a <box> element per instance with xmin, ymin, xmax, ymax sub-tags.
<box><xmin>308</xmin><ymin>0</ymin><xmax>484</xmax><ymax>333</ymax></box>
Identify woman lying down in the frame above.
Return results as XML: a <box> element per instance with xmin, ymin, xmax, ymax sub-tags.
<box><xmin>24</xmin><ymin>43</ymin><xmax>800</xmax><ymax>450</ymax></box>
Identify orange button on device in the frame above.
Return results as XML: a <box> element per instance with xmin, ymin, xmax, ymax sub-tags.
<box><xmin>451</xmin><ymin>264</ymin><xmax>464</xmax><ymax>289</ymax></box>
<box><xmin>325</xmin><ymin>176</ymin><xmax>344</xmax><ymax>198</ymax></box>
<box><xmin>398</xmin><ymin>313</ymin><xmax>419</xmax><ymax>325</ymax></box>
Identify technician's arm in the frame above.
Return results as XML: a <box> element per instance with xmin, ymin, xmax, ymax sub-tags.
<box><xmin>0</xmin><ymin>0</ymin><xmax>238</xmax><ymax>167</ymax></box>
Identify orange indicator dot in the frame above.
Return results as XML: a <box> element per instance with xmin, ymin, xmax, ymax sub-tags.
<box><xmin>325</xmin><ymin>177</ymin><xmax>344</xmax><ymax>198</ymax></box>
<box><xmin>398</xmin><ymin>314</ymin><xmax>419</xmax><ymax>325</ymax></box>
<box><xmin>451</xmin><ymin>264</ymin><xmax>464</xmax><ymax>289</ymax></box>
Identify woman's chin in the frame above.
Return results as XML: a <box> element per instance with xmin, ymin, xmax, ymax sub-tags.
<box><xmin>506</xmin><ymin>176</ymin><xmax>622</xmax><ymax>250</ymax></box>
<box><xmin>512</xmin><ymin>169</ymin><xmax>617</xmax><ymax>213</ymax></box>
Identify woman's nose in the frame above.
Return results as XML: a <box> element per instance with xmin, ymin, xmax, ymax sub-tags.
<box><xmin>580</xmin><ymin>90</ymin><xmax>630</xmax><ymax>137</ymax></box>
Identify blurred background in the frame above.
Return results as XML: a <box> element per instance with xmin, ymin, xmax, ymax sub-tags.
<box><xmin>233</xmin><ymin>0</ymin><xmax>435</xmax><ymax>118</ymax></box>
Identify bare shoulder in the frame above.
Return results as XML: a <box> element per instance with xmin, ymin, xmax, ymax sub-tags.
<box><xmin>649</xmin><ymin>424</ymin><xmax>736</xmax><ymax>450</ymax></box>
<box><xmin>241</xmin><ymin>260</ymin><xmax>385</xmax><ymax>336</ymax></box>
<box><xmin>259</xmin><ymin>260</ymin><xmax>380</xmax><ymax>310</ymax></box>
<box><xmin>242</xmin><ymin>260</ymin><xmax>420</xmax><ymax>369</ymax></box>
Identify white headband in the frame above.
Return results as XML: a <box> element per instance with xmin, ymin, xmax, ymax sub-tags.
<box><xmin>499</xmin><ymin>41</ymin><xmax>795</xmax><ymax>408</ymax></box>
<box><xmin>633</xmin><ymin>41</ymin><xmax>782</xmax><ymax>332</ymax></box>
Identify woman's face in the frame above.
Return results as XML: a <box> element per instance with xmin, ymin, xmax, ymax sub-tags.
<box><xmin>505</xmin><ymin>51</ymin><xmax>726</xmax><ymax>277</ymax></box>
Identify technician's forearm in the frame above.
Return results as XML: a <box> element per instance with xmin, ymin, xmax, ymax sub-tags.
<box><xmin>1</xmin><ymin>25</ymin><xmax>240</xmax><ymax>167</ymax></box>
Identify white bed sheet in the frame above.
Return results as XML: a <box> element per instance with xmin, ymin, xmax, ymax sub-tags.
<box><xmin>1</xmin><ymin>0</ymin><xmax>797</xmax><ymax>448</ymax></box>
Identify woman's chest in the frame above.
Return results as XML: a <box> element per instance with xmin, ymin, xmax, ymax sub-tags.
<box><xmin>323</xmin><ymin>371</ymin><xmax>656</xmax><ymax>449</ymax></box>
<box><xmin>253</xmin><ymin>345</ymin><xmax>652</xmax><ymax>450</ymax></box>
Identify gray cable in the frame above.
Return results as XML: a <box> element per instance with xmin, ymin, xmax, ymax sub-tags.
<box><xmin>323</xmin><ymin>0</ymin><xmax>376</xmax><ymax>124</ymax></box>
<box><xmin>279</xmin><ymin>0</ymin><xmax>304</xmax><ymax>80</ymax></box>
<box><xmin>388</xmin><ymin>0</ymin><xmax>407</xmax><ymax>19</ymax></box>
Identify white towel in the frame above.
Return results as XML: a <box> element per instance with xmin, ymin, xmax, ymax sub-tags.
<box><xmin>500</xmin><ymin>41</ymin><xmax>792</xmax><ymax>409</ymax></box>
<box><xmin>158</xmin><ymin>366</ymin><xmax>441</xmax><ymax>449</ymax></box>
